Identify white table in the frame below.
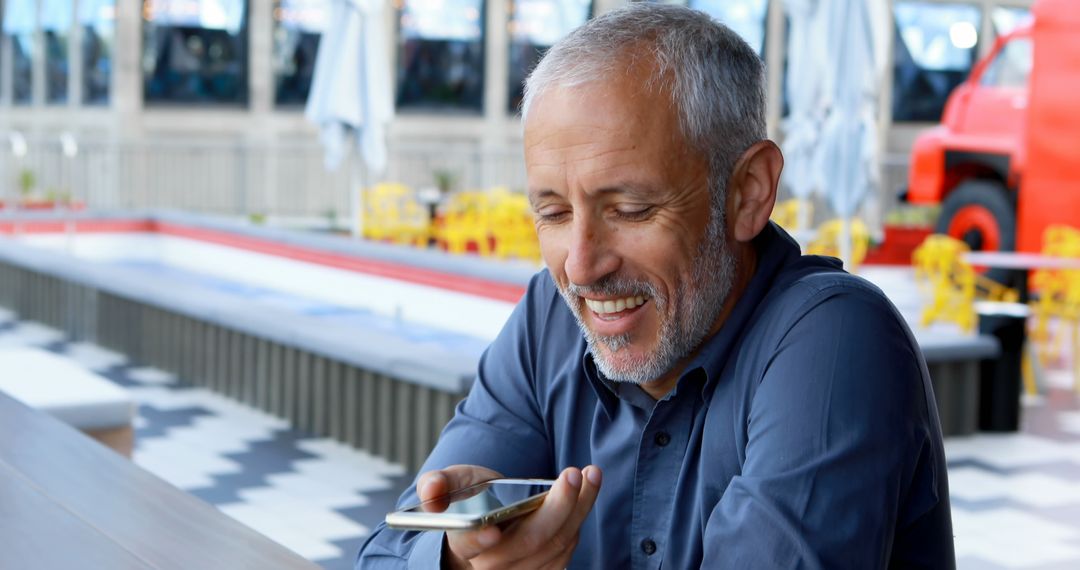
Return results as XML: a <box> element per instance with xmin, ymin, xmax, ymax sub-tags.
<box><xmin>0</xmin><ymin>348</ymin><xmax>135</xmax><ymax>456</ymax></box>
<box><xmin>964</xmin><ymin>251</ymin><xmax>1080</xmax><ymax>270</ymax></box>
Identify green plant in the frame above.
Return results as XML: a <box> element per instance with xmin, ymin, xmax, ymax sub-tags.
<box><xmin>17</xmin><ymin>169</ymin><xmax>36</xmax><ymax>197</ymax></box>
<box><xmin>323</xmin><ymin>208</ymin><xmax>339</xmax><ymax>229</ymax></box>
<box><xmin>885</xmin><ymin>204</ymin><xmax>941</xmax><ymax>227</ymax></box>
<box><xmin>433</xmin><ymin>169</ymin><xmax>457</xmax><ymax>195</ymax></box>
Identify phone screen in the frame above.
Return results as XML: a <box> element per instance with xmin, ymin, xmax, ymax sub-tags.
<box><xmin>400</xmin><ymin>479</ymin><xmax>555</xmax><ymax>517</ymax></box>
<box><xmin>387</xmin><ymin>478</ymin><xmax>558</xmax><ymax>530</ymax></box>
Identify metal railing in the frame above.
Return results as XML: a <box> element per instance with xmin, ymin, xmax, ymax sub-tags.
<box><xmin>2</xmin><ymin>132</ymin><xmax>915</xmax><ymax>230</ymax></box>
<box><xmin>0</xmin><ymin>134</ymin><xmax>529</xmax><ymax>220</ymax></box>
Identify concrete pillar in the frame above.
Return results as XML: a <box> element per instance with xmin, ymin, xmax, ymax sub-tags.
<box><xmin>112</xmin><ymin>0</ymin><xmax>143</xmax><ymax>134</ymax></box>
<box><xmin>482</xmin><ymin>0</ymin><xmax>512</xmax><ymax>188</ymax></box>
<box><xmin>249</xmin><ymin>0</ymin><xmax>273</xmax><ymax>116</ymax></box>
<box><xmin>70</xmin><ymin>0</ymin><xmax>83</xmax><ymax>107</ymax></box>
<box><xmin>765</xmin><ymin>0</ymin><xmax>786</xmax><ymax>141</ymax></box>
<box><xmin>32</xmin><ymin>0</ymin><xmax>46</xmax><ymax>106</ymax></box>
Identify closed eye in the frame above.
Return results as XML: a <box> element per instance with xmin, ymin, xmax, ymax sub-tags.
<box><xmin>534</xmin><ymin>209</ymin><xmax>571</xmax><ymax>223</ymax></box>
<box><xmin>615</xmin><ymin>206</ymin><xmax>654</xmax><ymax>221</ymax></box>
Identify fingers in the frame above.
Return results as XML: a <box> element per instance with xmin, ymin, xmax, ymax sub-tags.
<box><xmin>472</xmin><ymin>465</ymin><xmax>601</xmax><ymax>566</ymax></box>
<box><xmin>447</xmin><ymin>525</ymin><xmax>503</xmax><ymax>561</ymax></box>
<box><xmin>563</xmin><ymin>465</ymin><xmax>602</xmax><ymax>537</ymax></box>
<box><xmin>418</xmin><ymin>464</ymin><xmax>502</xmax><ymax>501</ymax></box>
<box><xmin>532</xmin><ymin>466</ymin><xmax>602</xmax><ymax>569</ymax></box>
<box><xmin>418</xmin><ymin>464</ymin><xmax>601</xmax><ymax>568</ymax></box>
<box><xmin>415</xmin><ymin>465</ymin><xmax>504</xmax><ymax>564</ymax></box>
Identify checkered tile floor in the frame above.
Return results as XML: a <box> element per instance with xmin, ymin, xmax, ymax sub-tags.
<box><xmin>0</xmin><ymin>308</ymin><xmax>410</xmax><ymax>570</ymax></box>
<box><xmin>2</xmin><ymin>306</ymin><xmax>1079</xmax><ymax>569</ymax></box>
<box><xmin>949</xmin><ymin>365</ymin><xmax>1080</xmax><ymax>570</ymax></box>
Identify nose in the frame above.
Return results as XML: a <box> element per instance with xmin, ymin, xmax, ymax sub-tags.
<box><xmin>564</xmin><ymin>215</ymin><xmax>620</xmax><ymax>287</ymax></box>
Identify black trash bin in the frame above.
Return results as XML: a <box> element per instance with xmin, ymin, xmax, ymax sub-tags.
<box><xmin>975</xmin><ymin>302</ymin><xmax>1031</xmax><ymax>432</ymax></box>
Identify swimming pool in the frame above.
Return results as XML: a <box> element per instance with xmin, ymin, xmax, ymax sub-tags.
<box><xmin>0</xmin><ymin>211</ymin><xmax>537</xmax><ymax>469</ymax></box>
<box><xmin>18</xmin><ymin>231</ymin><xmax>517</xmax><ymax>347</ymax></box>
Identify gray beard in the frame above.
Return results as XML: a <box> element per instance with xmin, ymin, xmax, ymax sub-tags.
<box><xmin>555</xmin><ymin>207</ymin><xmax>737</xmax><ymax>385</ymax></box>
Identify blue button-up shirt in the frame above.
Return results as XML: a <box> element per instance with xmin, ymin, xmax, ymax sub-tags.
<box><xmin>358</xmin><ymin>223</ymin><xmax>955</xmax><ymax>568</ymax></box>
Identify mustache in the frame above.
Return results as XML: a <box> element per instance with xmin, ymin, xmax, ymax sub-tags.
<box><xmin>563</xmin><ymin>275</ymin><xmax>661</xmax><ymax>303</ymax></box>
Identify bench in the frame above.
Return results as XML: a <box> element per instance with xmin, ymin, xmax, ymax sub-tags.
<box><xmin>916</xmin><ymin>331</ymin><xmax>1000</xmax><ymax>437</ymax></box>
<box><xmin>0</xmin><ymin>348</ymin><xmax>136</xmax><ymax>456</ymax></box>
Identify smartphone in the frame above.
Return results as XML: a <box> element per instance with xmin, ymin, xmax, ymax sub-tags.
<box><xmin>385</xmin><ymin>478</ymin><xmax>555</xmax><ymax>531</ymax></box>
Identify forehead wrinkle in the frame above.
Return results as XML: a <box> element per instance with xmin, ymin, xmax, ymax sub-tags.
<box><xmin>527</xmin><ymin>129</ymin><xmax>642</xmax><ymax>169</ymax></box>
<box><xmin>526</xmin><ymin>124</ymin><xmax>634</xmax><ymax>155</ymax></box>
<box><xmin>527</xmin><ymin>143</ymin><xmax>644</xmax><ymax>198</ymax></box>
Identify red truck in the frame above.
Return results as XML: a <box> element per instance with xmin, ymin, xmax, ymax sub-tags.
<box><xmin>905</xmin><ymin>0</ymin><xmax>1080</xmax><ymax>282</ymax></box>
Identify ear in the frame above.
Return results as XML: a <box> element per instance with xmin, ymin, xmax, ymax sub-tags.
<box><xmin>726</xmin><ymin>140</ymin><xmax>783</xmax><ymax>243</ymax></box>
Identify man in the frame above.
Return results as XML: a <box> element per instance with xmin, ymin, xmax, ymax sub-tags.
<box><xmin>359</xmin><ymin>4</ymin><xmax>954</xmax><ymax>568</ymax></box>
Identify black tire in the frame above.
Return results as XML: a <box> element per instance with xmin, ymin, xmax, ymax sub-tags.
<box><xmin>936</xmin><ymin>179</ymin><xmax>1021</xmax><ymax>289</ymax></box>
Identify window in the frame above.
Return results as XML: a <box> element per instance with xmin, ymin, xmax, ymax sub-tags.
<box><xmin>688</xmin><ymin>0</ymin><xmax>767</xmax><ymax>56</ymax></box>
<box><xmin>82</xmin><ymin>0</ymin><xmax>116</xmax><ymax>105</ymax></box>
<box><xmin>892</xmin><ymin>2</ymin><xmax>982</xmax><ymax>122</ymax></box>
<box><xmin>506</xmin><ymin>0</ymin><xmax>591</xmax><ymax>114</ymax></box>
<box><xmin>651</xmin><ymin>0</ymin><xmax>767</xmax><ymax>56</ymax></box>
<box><xmin>396</xmin><ymin>0</ymin><xmax>485</xmax><ymax>113</ymax></box>
<box><xmin>43</xmin><ymin>0</ymin><xmax>72</xmax><ymax>104</ymax></box>
<box><xmin>142</xmin><ymin>0</ymin><xmax>250</xmax><ymax>105</ymax></box>
<box><xmin>991</xmin><ymin>6</ymin><xmax>1031</xmax><ymax>37</ymax></box>
<box><xmin>980</xmin><ymin>36</ymin><xmax>1031</xmax><ymax>89</ymax></box>
<box><xmin>273</xmin><ymin>0</ymin><xmax>327</xmax><ymax>106</ymax></box>
<box><xmin>658</xmin><ymin>0</ymin><xmax>780</xmax><ymax>113</ymax></box>
<box><xmin>3</xmin><ymin>0</ymin><xmax>35</xmax><ymax>105</ymax></box>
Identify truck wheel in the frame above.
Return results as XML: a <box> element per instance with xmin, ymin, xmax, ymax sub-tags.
<box><xmin>936</xmin><ymin>180</ymin><xmax>1018</xmax><ymax>286</ymax></box>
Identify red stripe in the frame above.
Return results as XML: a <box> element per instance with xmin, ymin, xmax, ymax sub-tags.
<box><xmin>0</xmin><ymin>219</ymin><xmax>154</xmax><ymax>234</ymax></box>
<box><xmin>0</xmin><ymin>218</ymin><xmax>526</xmax><ymax>303</ymax></box>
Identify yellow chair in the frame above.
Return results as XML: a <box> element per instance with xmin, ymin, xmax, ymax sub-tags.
<box><xmin>806</xmin><ymin>218</ymin><xmax>870</xmax><ymax>271</ymax></box>
<box><xmin>439</xmin><ymin>190</ymin><xmax>494</xmax><ymax>256</ymax></box>
<box><xmin>913</xmin><ymin>235</ymin><xmax>979</xmax><ymax>332</ymax></box>
<box><xmin>490</xmin><ymin>190</ymin><xmax>541</xmax><ymax>263</ymax></box>
<box><xmin>912</xmin><ymin>234</ymin><xmax>1019</xmax><ymax>333</ymax></box>
<box><xmin>362</xmin><ymin>183</ymin><xmax>430</xmax><ymax>247</ymax></box>
<box><xmin>1029</xmin><ymin>225</ymin><xmax>1080</xmax><ymax>390</ymax></box>
<box><xmin>771</xmin><ymin>198</ymin><xmax>814</xmax><ymax>232</ymax></box>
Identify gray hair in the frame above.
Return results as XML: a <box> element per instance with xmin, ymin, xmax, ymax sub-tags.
<box><xmin>522</xmin><ymin>3</ymin><xmax>767</xmax><ymax>205</ymax></box>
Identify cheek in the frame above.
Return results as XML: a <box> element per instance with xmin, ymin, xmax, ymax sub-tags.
<box><xmin>616</xmin><ymin>229</ymin><xmax>694</xmax><ymax>278</ymax></box>
<box><xmin>537</xmin><ymin>230</ymin><xmax>568</xmax><ymax>278</ymax></box>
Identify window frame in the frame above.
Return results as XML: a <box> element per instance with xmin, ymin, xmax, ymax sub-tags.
<box><xmin>394</xmin><ymin>0</ymin><xmax>488</xmax><ymax>115</ymax></box>
<box><xmin>140</xmin><ymin>0</ymin><xmax>252</xmax><ymax>108</ymax></box>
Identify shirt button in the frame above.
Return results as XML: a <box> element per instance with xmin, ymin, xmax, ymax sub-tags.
<box><xmin>640</xmin><ymin>538</ymin><xmax>657</xmax><ymax>556</ymax></box>
<box><xmin>654</xmin><ymin>431</ymin><xmax>671</xmax><ymax>447</ymax></box>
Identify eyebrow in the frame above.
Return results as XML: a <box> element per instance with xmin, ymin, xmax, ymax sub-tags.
<box><xmin>528</xmin><ymin>184</ymin><xmax>654</xmax><ymax>206</ymax></box>
<box><xmin>527</xmin><ymin>189</ymin><xmax>561</xmax><ymax>210</ymax></box>
<box><xmin>595</xmin><ymin>184</ymin><xmax>653</xmax><ymax>200</ymax></box>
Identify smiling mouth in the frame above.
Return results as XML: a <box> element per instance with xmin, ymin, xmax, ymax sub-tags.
<box><xmin>584</xmin><ymin>295</ymin><xmax>649</xmax><ymax>320</ymax></box>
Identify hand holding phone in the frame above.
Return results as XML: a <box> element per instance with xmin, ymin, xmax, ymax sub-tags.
<box><xmin>394</xmin><ymin>464</ymin><xmax>602</xmax><ymax>569</ymax></box>
<box><xmin>385</xmin><ymin>478</ymin><xmax>556</xmax><ymax>531</ymax></box>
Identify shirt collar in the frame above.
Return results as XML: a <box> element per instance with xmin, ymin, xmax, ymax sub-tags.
<box><xmin>582</xmin><ymin>351</ymin><xmax>693</xmax><ymax>416</ymax></box>
<box><xmin>582</xmin><ymin>350</ymin><xmax>620</xmax><ymax>418</ymax></box>
<box><xmin>580</xmin><ymin>222</ymin><xmax>803</xmax><ymax>413</ymax></box>
<box><xmin>690</xmin><ymin>221</ymin><xmax>803</xmax><ymax>403</ymax></box>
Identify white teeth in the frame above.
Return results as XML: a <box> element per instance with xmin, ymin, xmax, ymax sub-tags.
<box><xmin>585</xmin><ymin>296</ymin><xmax>649</xmax><ymax>315</ymax></box>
